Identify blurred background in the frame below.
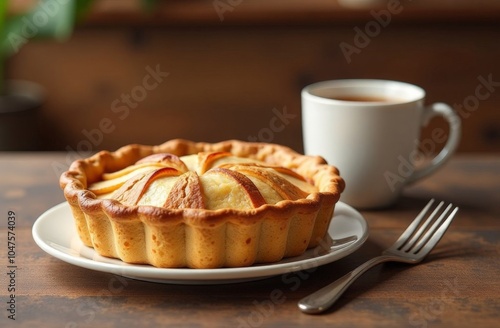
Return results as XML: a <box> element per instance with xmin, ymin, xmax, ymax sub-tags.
<box><xmin>1</xmin><ymin>0</ymin><xmax>499</xmax><ymax>153</ymax></box>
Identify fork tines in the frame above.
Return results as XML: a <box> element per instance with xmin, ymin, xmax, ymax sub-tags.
<box><xmin>394</xmin><ymin>199</ymin><xmax>459</xmax><ymax>255</ymax></box>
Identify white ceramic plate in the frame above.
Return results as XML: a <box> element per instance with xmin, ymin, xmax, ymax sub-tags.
<box><xmin>32</xmin><ymin>202</ymin><xmax>368</xmax><ymax>284</ymax></box>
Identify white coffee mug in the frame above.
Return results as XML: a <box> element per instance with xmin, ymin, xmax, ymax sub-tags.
<box><xmin>302</xmin><ymin>79</ymin><xmax>461</xmax><ymax>209</ymax></box>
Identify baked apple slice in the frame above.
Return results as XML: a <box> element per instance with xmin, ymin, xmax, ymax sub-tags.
<box><xmin>89</xmin><ymin>165</ymin><xmax>160</xmax><ymax>195</ymax></box>
<box><xmin>113</xmin><ymin>167</ymin><xmax>181</xmax><ymax>205</ymax></box>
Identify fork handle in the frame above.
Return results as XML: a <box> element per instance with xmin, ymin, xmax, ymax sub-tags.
<box><xmin>298</xmin><ymin>255</ymin><xmax>395</xmax><ymax>314</ymax></box>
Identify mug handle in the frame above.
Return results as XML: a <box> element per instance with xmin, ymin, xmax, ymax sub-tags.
<box><xmin>406</xmin><ymin>103</ymin><xmax>462</xmax><ymax>184</ymax></box>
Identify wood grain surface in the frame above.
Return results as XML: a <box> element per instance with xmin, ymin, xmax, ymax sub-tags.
<box><xmin>0</xmin><ymin>153</ymin><xmax>498</xmax><ymax>327</ymax></box>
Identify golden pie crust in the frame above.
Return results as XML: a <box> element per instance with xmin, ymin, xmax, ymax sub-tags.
<box><xmin>60</xmin><ymin>139</ymin><xmax>344</xmax><ymax>268</ymax></box>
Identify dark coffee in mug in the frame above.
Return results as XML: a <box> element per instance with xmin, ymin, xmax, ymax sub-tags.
<box><xmin>302</xmin><ymin>79</ymin><xmax>461</xmax><ymax>208</ymax></box>
<box><xmin>329</xmin><ymin>95</ymin><xmax>400</xmax><ymax>102</ymax></box>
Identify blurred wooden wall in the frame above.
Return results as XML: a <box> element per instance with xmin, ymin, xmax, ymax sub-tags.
<box><xmin>5</xmin><ymin>0</ymin><xmax>500</xmax><ymax>153</ymax></box>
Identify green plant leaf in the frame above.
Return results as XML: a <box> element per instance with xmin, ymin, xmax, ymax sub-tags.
<box><xmin>75</xmin><ymin>0</ymin><xmax>95</xmax><ymax>21</ymax></box>
<box><xmin>1</xmin><ymin>15</ymin><xmax>26</xmax><ymax>56</ymax></box>
<box><xmin>0</xmin><ymin>0</ymin><xmax>80</xmax><ymax>55</ymax></box>
<box><xmin>33</xmin><ymin>0</ymin><xmax>76</xmax><ymax>40</ymax></box>
<box><xmin>0</xmin><ymin>0</ymin><xmax>97</xmax><ymax>93</ymax></box>
<box><xmin>142</xmin><ymin>0</ymin><xmax>160</xmax><ymax>12</ymax></box>
<box><xmin>0</xmin><ymin>1</ymin><xmax>7</xmax><ymax>35</ymax></box>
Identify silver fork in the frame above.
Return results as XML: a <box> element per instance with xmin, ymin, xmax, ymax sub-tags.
<box><xmin>298</xmin><ymin>199</ymin><xmax>459</xmax><ymax>314</ymax></box>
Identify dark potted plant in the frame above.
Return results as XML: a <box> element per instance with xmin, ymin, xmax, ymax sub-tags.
<box><xmin>0</xmin><ymin>0</ymin><xmax>97</xmax><ymax>149</ymax></box>
<box><xmin>0</xmin><ymin>0</ymin><xmax>158</xmax><ymax>150</ymax></box>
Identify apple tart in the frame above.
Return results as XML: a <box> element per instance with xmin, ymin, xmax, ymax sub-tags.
<box><xmin>60</xmin><ymin>139</ymin><xmax>344</xmax><ymax>268</ymax></box>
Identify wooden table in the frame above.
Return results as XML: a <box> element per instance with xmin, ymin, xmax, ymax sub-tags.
<box><xmin>0</xmin><ymin>153</ymin><xmax>498</xmax><ymax>327</ymax></box>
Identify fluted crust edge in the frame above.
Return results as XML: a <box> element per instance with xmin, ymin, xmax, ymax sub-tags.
<box><xmin>60</xmin><ymin>139</ymin><xmax>344</xmax><ymax>268</ymax></box>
